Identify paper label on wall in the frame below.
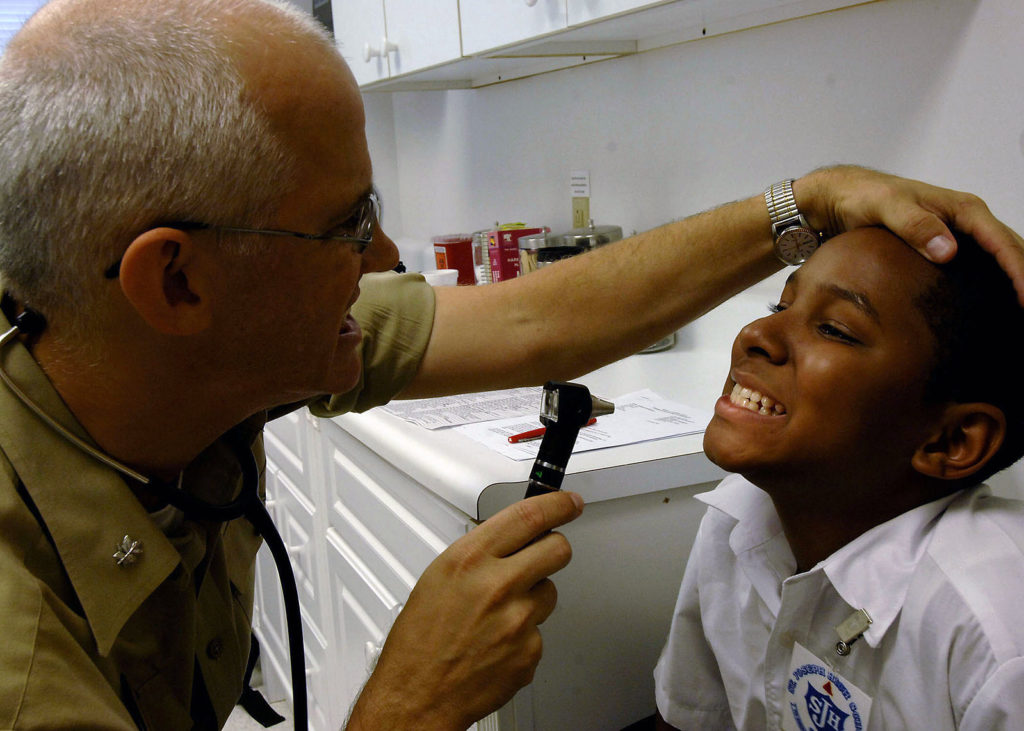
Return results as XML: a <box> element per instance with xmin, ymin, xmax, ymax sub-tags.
<box><xmin>570</xmin><ymin>170</ymin><xmax>590</xmax><ymax>197</ymax></box>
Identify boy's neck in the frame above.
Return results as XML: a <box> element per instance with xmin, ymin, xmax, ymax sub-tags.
<box><xmin>755</xmin><ymin>472</ymin><xmax>951</xmax><ymax>574</ymax></box>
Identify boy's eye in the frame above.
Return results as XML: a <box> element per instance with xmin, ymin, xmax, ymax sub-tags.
<box><xmin>769</xmin><ymin>302</ymin><xmax>861</xmax><ymax>344</ymax></box>
<box><xmin>818</xmin><ymin>322</ymin><xmax>861</xmax><ymax>345</ymax></box>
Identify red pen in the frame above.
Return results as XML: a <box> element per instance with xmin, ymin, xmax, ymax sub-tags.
<box><xmin>508</xmin><ymin>417</ymin><xmax>597</xmax><ymax>444</ymax></box>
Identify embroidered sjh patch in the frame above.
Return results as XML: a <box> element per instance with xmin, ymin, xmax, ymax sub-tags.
<box><xmin>782</xmin><ymin>643</ymin><xmax>872</xmax><ymax>731</ymax></box>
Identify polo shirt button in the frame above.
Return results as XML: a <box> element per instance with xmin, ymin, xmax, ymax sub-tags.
<box><xmin>206</xmin><ymin>638</ymin><xmax>224</xmax><ymax>660</ymax></box>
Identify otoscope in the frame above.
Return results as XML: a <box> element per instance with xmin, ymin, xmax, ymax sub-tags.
<box><xmin>524</xmin><ymin>381</ymin><xmax>615</xmax><ymax>498</ymax></box>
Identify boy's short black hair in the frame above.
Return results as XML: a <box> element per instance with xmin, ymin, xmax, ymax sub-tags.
<box><xmin>915</xmin><ymin>233</ymin><xmax>1024</xmax><ymax>483</ymax></box>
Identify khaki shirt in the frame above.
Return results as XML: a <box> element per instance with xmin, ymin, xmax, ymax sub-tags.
<box><xmin>0</xmin><ymin>272</ymin><xmax>434</xmax><ymax>729</ymax></box>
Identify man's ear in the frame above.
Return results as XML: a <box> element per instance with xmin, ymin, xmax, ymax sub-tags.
<box><xmin>912</xmin><ymin>403</ymin><xmax>1007</xmax><ymax>481</ymax></box>
<box><xmin>118</xmin><ymin>227</ymin><xmax>212</xmax><ymax>335</ymax></box>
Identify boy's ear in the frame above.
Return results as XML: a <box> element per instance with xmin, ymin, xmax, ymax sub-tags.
<box><xmin>117</xmin><ymin>228</ymin><xmax>213</xmax><ymax>336</ymax></box>
<box><xmin>912</xmin><ymin>403</ymin><xmax>1007</xmax><ymax>481</ymax></box>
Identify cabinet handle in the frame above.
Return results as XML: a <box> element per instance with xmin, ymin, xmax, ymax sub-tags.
<box><xmin>524</xmin><ymin>0</ymin><xmax>539</xmax><ymax>6</ymax></box>
<box><xmin>362</xmin><ymin>37</ymin><xmax>398</xmax><ymax>63</ymax></box>
<box><xmin>363</xmin><ymin>603</ymin><xmax>404</xmax><ymax>672</ymax></box>
<box><xmin>285</xmin><ymin>539</ymin><xmax>308</xmax><ymax>558</ymax></box>
<box><xmin>364</xmin><ymin>639</ymin><xmax>383</xmax><ymax>672</ymax></box>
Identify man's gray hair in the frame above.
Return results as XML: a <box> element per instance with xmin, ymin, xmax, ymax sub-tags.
<box><xmin>0</xmin><ymin>0</ymin><xmax>335</xmax><ymax>333</ymax></box>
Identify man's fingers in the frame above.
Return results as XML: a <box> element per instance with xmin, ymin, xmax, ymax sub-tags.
<box><xmin>818</xmin><ymin>166</ymin><xmax>1024</xmax><ymax>306</ymax></box>
<box><xmin>949</xmin><ymin>206</ymin><xmax>1024</xmax><ymax>307</ymax></box>
<box><xmin>505</xmin><ymin>530</ymin><xmax>574</xmax><ymax>590</ymax></box>
<box><xmin>898</xmin><ymin>191</ymin><xmax>1024</xmax><ymax>306</ymax></box>
<box><xmin>529</xmin><ymin>578</ymin><xmax>559</xmax><ymax>626</ymax></box>
<box><xmin>469</xmin><ymin>491</ymin><xmax>584</xmax><ymax>558</ymax></box>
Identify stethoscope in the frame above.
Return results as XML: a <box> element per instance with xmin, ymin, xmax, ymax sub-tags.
<box><xmin>0</xmin><ymin>297</ymin><xmax>309</xmax><ymax>730</ymax></box>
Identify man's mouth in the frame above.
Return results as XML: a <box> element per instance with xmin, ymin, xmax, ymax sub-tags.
<box><xmin>339</xmin><ymin>313</ymin><xmax>360</xmax><ymax>336</ymax></box>
<box><xmin>729</xmin><ymin>382</ymin><xmax>786</xmax><ymax>416</ymax></box>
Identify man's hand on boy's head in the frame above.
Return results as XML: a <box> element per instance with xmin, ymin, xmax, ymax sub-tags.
<box><xmin>794</xmin><ymin>165</ymin><xmax>1024</xmax><ymax>307</ymax></box>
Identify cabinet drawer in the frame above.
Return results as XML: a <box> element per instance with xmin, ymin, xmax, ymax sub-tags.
<box><xmin>320</xmin><ymin>419</ymin><xmax>474</xmax><ymax>584</ymax></box>
<box><xmin>301</xmin><ymin>611</ymin><xmax>332</xmax><ymax>731</ymax></box>
<box><xmin>264</xmin><ymin>410</ymin><xmax>308</xmax><ymax>493</ymax></box>
<box><xmin>325</xmin><ymin>528</ymin><xmax>404</xmax><ymax>714</ymax></box>
<box><xmin>265</xmin><ymin>460</ymin><xmax>328</xmax><ymax>640</ymax></box>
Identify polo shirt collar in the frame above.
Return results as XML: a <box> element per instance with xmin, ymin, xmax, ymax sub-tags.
<box><xmin>698</xmin><ymin>474</ymin><xmax>967</xmax><ymax>648</ymax></box>
<box><xmin>0</xmin><ymin>314</ymin><xmax>180</xmax><ymax>657</ymax></box>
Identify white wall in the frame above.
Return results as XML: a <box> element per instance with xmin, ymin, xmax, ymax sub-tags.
<box><xmin>362</xmin><ymin>0</ymin><xmax>1024</xmax><ymax>495</ymax></box>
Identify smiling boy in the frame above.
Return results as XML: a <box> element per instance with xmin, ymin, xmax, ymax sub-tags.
<box><xmin>654</xmin><ymin>227</ymin><xmax>1024</xmax><ymax>730</ymax></box>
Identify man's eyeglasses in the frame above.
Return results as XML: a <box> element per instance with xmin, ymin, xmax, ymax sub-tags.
<box><xmin>104</xmin><ymin>189</ymin><xmax>380</xmax><ymax>279</ymax></box>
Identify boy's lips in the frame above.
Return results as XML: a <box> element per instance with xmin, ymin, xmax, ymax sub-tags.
<box><xmin>727</xmin><ymin>380</ymin><xmax>787</xmax><ymax>416</ymax></box>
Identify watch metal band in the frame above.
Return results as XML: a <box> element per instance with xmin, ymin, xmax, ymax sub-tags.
<box><xmin>764</xmin><ymin>179</ymin><xmax>802</xmax><ymax>232</ymax></box>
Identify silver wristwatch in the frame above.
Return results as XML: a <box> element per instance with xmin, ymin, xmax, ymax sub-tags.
<box><xmin>765</xmin><ymin>179</ymin><xmax>820</xmax><ymax>265</ymax></box>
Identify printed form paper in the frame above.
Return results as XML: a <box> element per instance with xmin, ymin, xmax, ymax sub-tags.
<box><xmin>455</xmin><ymin>389</ymin><xmax>714</xmax><ymax>461</ymax></box>
<box><xmin>380</xmin><ymin>387</ymin><xmax>543</xmax><ymax>429</ymax></box>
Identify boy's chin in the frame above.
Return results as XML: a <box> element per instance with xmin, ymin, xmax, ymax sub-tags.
<box><xmin>702</xmin><ymin>425</ymin><xmax>750</xmax><ymax>472</ymax></box>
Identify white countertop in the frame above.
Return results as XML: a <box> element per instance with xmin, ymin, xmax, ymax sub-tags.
<box><xmin>331</xmin><ymin>278</ymin><xmax>785</xmax><ymax>519</ymax></box>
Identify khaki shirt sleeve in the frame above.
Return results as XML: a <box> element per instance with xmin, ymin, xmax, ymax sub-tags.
<box><xmin>307</xmin><ymin>271</ymin><xmax>435</xmax><ymax>417</ymax></box>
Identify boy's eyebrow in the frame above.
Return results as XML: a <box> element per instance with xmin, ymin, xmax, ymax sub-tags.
<box><xmin>821</xmin><ymin>283</ymin><xmax>881</xmax><ymax>323</ymax></box>
<box><xmin>785</xmin><ymin>270</ymin><xmax>880</xmax><ymax>323</ymax></box>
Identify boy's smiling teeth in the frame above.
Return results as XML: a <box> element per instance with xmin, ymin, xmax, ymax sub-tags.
<box><xmin>730</xmin><ymin>382</ymin><xmax>786</xmax><ymax>415</ymax></box>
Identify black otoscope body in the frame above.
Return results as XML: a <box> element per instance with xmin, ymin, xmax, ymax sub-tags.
<box><xmin>524</xmin><ymin>381</ymin><xmax>615</xmax><ymax>498</ymax></box>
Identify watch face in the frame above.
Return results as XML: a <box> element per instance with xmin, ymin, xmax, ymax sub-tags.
<box><xmin>777</xmin><ymin>227</ymin><xmax>819</xmax><ymax>264</ymax></box>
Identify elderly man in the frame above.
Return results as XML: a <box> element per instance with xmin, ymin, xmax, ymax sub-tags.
<box><xmin>0</xmin><ymin>0</ymin><xmax>1021</xmax><ymax>729</ymax></box>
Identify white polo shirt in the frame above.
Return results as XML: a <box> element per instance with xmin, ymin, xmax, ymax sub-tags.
<box><xmin>654</xmin><ymin>474</ymin><xmax>1024</xmax><ymax>730</ymax></box>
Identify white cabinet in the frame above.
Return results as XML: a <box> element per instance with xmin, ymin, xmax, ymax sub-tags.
<box><xmin>253</xmin><ymin>410</ymin><xmax>335</xmax><ymax>730</ymax></box>
<box><xmin>318</xmin><ymin>415</ymin><xmax>476</xmax><ymax>723</ymax></box>
<box><xmin>460</xmin><ymin>0</ymin><xmax>568</xmax><ymax>56</ymax></box>
<box><xmin>256</xmin><ymin>410</ymin><xmax>487</xmax><ymax>730</ymax></box>
<box><xmin>384</xmin><ymin>0</ymin><xmax>462</xmax><ymax>77</ymax></box>
<box><xmin>330</xmin><ymin>0</ymin><xmax>461</xmax><ymax>86</ymax></box>
<box><xmin>567</xmin><ymin>0</ymin><xmax>671</xmax><ymax>26</ymax></box>
<box><xmin>350</xmin><ymin>0</ymin><xmax>877</xmax><ymax>90</ymax></box>
<box><xmin>330</xmin><ymin>0</ymin><xmax>388</xmax><ymax>86</ymax></box>
<box><xmin>256</xmin><ymin>403</ymin><xmax>720</xmax><ymax>729</ymax></box>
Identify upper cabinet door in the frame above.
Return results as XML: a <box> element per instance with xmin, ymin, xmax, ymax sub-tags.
<box><xmin>567</xmin><ymin>0</ymin><xmax>670</xmax><ymax>26</ymax></box>
<box><xmin>460</xmin><ymin>0</ymin><xmax>568</xmax><ymax>56</ymax></box>
<box><xmin>331</xmin><ymin>0</ymin><xmax>389</xmax><ymax>86</ymax></box>
<box><xmin>384</xmin><ymin>0</ymin><xmax>462</xmax><ymax>76</ymax></box>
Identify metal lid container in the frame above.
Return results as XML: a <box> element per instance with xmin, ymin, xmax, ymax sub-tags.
<box><xmin>517</xmin><ymin>231</ymin><xmax>558</xmax><ymax>251</ymax></box>
<box><xmin>518</xmin><ymin>231</ymin><xmax>583</xmax><ymax>273</ymax></box>
<box><xmin>559</xmin><ymin>219</ymin><xmax>623</xmax><ymax>250</ymax></box>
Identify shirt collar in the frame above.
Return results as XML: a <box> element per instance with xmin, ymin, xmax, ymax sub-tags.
<box><xmin>698</xmin><ymin>473</ymin><xmax>970</xmax><ymax>647</ymax></box>
<box><xmin>0</xmin><ymin>310</ymin><xmax>180</xmax><ymax>656</ymax></box>
<box><xmin>820</xmin><ymin>488</ymin><xmax>968</xmax><ymax>646</ymax></box>
<box><xmin>697</xmin><ymin>474</ymin><xmax>796</xmax><ymax>615</ymax></box>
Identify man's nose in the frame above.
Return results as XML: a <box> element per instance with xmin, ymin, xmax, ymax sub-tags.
<box><xmin>361</xmin><ymin>226</ymin><xmax>400</xmax><ymax>274</ymax></box>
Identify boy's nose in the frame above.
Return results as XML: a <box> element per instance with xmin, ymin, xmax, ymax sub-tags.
<box><xmin>736</xmin><ymin>315</ymin><xmax>789</xmax><ymax>365</ymax></box>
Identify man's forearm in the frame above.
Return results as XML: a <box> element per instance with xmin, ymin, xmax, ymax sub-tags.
<box><xmin>403</xmin><ymin>164</ymin><xmax>1024</xmax><ymax>399</ymax></box>
<box><xmin>404</xmin><ymin>193</ymin><xmax>777</xmax><ymax>398</ymax></box>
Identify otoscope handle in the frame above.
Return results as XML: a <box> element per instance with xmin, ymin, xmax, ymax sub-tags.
<box><xmin>524</xmin><ymin>423</ymin><xmax>578</xmax><ymax>497</ymax></box>
<box><xmin>522</xmin><ymin>381</ymin><xmax>614</xmax><ymax>499</ymax></box>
